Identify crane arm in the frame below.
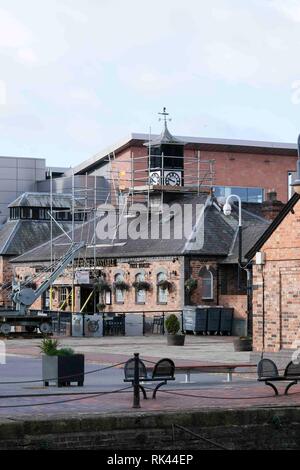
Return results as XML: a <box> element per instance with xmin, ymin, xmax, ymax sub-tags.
<box><xmin>13</xmin><ymin>241</ymin><xmax>85</xmax><ymax>312</ymax></box>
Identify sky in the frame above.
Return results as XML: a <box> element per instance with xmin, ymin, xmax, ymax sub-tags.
<box><xmin>0</xmin><ymin>0</ymin><xmax>300</xmax><ymax>168</ymax></box>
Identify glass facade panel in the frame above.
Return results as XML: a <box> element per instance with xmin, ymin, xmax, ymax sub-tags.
<box><xmin>214</xmin><ymin>186</ymin><xmax>263</xmax><ymax>203</ymax></box>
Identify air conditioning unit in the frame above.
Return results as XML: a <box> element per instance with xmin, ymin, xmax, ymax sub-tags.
<box><xmin>255</xmin><ymin>251</ymin><xmax>265</xmax><ymax>265</ymax></box>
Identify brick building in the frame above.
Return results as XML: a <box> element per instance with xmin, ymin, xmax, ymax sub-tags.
<box><xmin>65</xmin><ymin>115</ymin><xmax>299</xmax><ymax>204</ymax></box>
<box><xmin>246</xmin><ymin>193</ymin><xmax>300</xmax><ymax>352</ymax></box>
<box><xmin>11</xmin><ymin>189</ymin><xmax>270</xmax><ymax>335</ymax></box>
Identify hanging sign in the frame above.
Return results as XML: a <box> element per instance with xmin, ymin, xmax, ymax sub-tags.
<box><xmin>74</xmin><ymin>271</ymin><xmax>90</xmax><ymax>284</ymax></box>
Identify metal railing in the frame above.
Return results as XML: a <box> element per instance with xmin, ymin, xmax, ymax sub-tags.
<box><xmin>45</xmin><ymin>309</ymin><xmax>184</xmax><ymax>337</ymax></box>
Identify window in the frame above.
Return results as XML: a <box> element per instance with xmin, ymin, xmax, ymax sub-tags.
<box><xmin>20</xmin><ymin>207</ymin><xmax>33</xmax><ymax>219</ymax></box>
<box><xmin>201</xmin><ymin>269</ymin><xmax>213</xmax><ymax>300</ymax></box>
<box><xmin>214</xmin><ymin>186</ymin><xmax>264</xmax><ymax>203</ymax></box>
<box><xmin>157</xmin><ymin>272</ymin><xmax>168</xmax><ymax>304</ymax></box>
<box><xmin>115</xmin><ymin>273</ymin><xmax>124</xmax><ymax>304</ymax></box>
<box><xmin>10</xmin><ymin>207</ymin><xmax>20</xmax><ymax>219</ymax></box>
<box><xmin>58</xmin><ymin>287</ymin><xmax>70</xmax><ymax>306</ymax></box>
<box><xmin>39</xmin><ymin>208</ymin><xmax>46</xmax><ymax>219</ymax></box>
<box><xmin>135</xmin><ymin>273</ymin><xmax>146</xmax><ymax>304</ymax></box>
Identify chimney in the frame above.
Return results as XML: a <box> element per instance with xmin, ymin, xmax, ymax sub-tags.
<box><xmin>261</xmin><ymin>189</ymin><xmax>284</xmax><ymax>221</ymax></box>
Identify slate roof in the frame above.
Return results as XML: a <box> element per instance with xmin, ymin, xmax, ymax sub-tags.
<box><xmin>144</xmin><ymin>123</ymin><xmax>185</xmax><ymax>147</ymax></box>
<box><xmin>11</xmin><ymin>193</ymin><xmax>269</xmax><ymax>264</ymax></box>
<box><xmin>220</xmin><ymin>206</ymin><xmax>271</xmax><ymax>264</ymax></box>
<box><xmin>9</xmin><ymin>192</ymin><xmax>85</xmax><ymax>208</ymax></box>
<box><xmin>0</xmin><ymin>220</ymin><xmax>73</xmax><ymax>256</ymax></box>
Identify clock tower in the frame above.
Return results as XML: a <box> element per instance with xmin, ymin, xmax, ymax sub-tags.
<box><xmin>145</xmin><ymin>108</ymin><xmax>185</xmax><ymax>187</ymax></box>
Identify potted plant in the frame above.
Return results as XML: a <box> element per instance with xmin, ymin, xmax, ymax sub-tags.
<box><xmin>233</xmin><ymin>336</ymin><xmax>252</xmax><ymax>352</ymax></box>
<box><xmin>95</xmin><ymin>278</ymin><xmax>111</xmax><ymax>293</ymax></box>
<box><xmin>132</xmin><ymin>280</ymin><xmax>152</xmax><ymax>291</ymax></box>
<box><xmin>165</xmin><ymin>314</ymin><xmax>185</xmax><ymax>346</ymax></box>
<box><xmin>113</xmin><ymin>280</ymin><xmax>130</xmax><ymax>291</ymax></box>
<box><xmin>184</xmin><ymin>277</ymin><xmax>198</xmax><ymax>293</ymax></box>
<box><xmin>97</xmin><ymin>302</ymin><xmax>106</xmax><ymax>312</ymax></box>
<box><xmin>40</xmin><ymin>338</ymin><xmax>84</xmax><ymax>387</ymax></box>
<box><xmin>157</xmin><ymin>279</ymin><xmax>174</xmax><ymax>292</ymax></box>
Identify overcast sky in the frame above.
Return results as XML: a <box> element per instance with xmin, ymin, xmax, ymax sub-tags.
<box><xmin>0</xmin><ymin>0</ymin><xmax>300</xmax><ymax>168</ymax></box>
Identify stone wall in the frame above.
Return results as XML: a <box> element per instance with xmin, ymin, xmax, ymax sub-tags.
<box><xmin>0</xmin><ymin>408</ymin><xmax>300</xmax><ymax>450</ymax></box>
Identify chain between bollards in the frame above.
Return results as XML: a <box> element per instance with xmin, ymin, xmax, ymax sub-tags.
<box><xmin>133</xmin><ymin>352</ymin><xmax>140</xmax><ymax>408</ymax></box>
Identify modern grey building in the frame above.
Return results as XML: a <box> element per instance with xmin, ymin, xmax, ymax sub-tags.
<box><xmin>0</xmin><ymin>156</ymin><xmax>47</xmax><ymax>224</ymax></box>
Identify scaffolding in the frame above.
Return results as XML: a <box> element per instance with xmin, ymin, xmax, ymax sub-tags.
<box><xmin>106</xmin><ymin>148</ymin><xmax>215</xmax><ymax>214</ymax></box>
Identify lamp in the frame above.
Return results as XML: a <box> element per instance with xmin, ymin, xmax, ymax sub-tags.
<box><xmin>223</xmin><ymin>194</ymin><xmax>242</xmax><ymax>266</ymax></box>
<box><xmin>292</xmin><ymin>134</ymin><xmax>300</xmax><ymax>194</ymax></box>
<box><xmin>223</xmin><ymin>202</ymin><xmax>232</xmax><ymax>216</ymax></box>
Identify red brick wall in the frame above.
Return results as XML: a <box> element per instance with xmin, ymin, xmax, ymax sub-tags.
<box><xmin>188</xmin><ymin>259</ymin><xmax>218</xmax><ymax>305</ymax></box>
<box><xmin>113</xmin><ymin>144</ymin><xmax>296</xmax><ymax>202</ymax></box>
<box><xmin>252</xmin><ymin>198</ymin><xmax>300</xmax><ymax>352</ymax></box>
<box><xmin>13</xmin><ymin>257</ymin><xmax>184</xmax><ymax>314</ymax></box>
<box><xmin>0</xmin><ymin>256</ymin><xmax>13</xmax><ymax>305</ymax></box>
<box><xmin>219</xmin><ymin>294</ymin><xmax>247</xmax><ymax>319</ymax></box>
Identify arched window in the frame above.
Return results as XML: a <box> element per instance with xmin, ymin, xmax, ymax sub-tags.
<box><xmin>135</xmin><ymin>273</ymin><xmax>146</xmax><ymax>304</ymax></box>
<box><xmin>201</xmin><ymin>269</ymin><xmax>213</xmax><ymax>300</ymax></box>
<box><xmin>115</xmin><ymin>273</ymin><xmax>124</xmax><ymax>304</ymax></box>
<box><xmin>157</xmin><ymin>272</ymin><xmax>168</xmax><ymax>304</ymax></box>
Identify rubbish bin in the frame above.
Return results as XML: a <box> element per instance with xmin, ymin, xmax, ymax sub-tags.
<box><xmin>195</xmin><ymin>308</ymin><xmax>208</xmax><ymax>335</ymax></box>
<box><xmin>207</xmin><ymin>308</ymin><xmax>221</xmax><ymax>335</ymax></box>
<box><xmin>219</xmin><ymin>308</ymin><xmax>233</xmax><ymax>335</ymax></box>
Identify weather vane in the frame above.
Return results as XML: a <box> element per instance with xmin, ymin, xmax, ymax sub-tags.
<box><xmin>158</xmin><ymin>107</ymin><xmax>172</xmax><ymax>128</ymax></box>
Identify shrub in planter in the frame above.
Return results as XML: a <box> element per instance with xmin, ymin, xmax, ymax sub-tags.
<box><xmin>165</xmin><ymin>314</ymin><xmax>185</xmax><ymax>346</ymax></box>
<box><xmin>40</xmin><ymin>339</ymin><xmax>84</xmax><ymax>387</ymax></box>
<box><xmin>234</xmin><ymin>336</ymin><xmax>252</xmax><ymax>352</ymax></box>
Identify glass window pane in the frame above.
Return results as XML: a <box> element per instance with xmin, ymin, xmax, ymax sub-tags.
<box><xmin>247</xmin><ymin>188</ymin><xmax>263</xmax><ymax>203</ymax></box>
<box><xmin>231</xmin><ymin>187</ymin><xmax>247</xmax><ymax>201</ymax></box>
<box><xmin>202</xmin><ymin>271</ymin><xmax>213</xmax><ymax>299</ymax></box>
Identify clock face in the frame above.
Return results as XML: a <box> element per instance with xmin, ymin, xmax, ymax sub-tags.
<box><xmin>164</xmin><ymin>171</ymin><xmax>181</xmax><ymax>186</ymax></box>
<box><xmin>149</xmin><ymin>171</ymin><xmax>161</xmax><ymax>185</ymax></box>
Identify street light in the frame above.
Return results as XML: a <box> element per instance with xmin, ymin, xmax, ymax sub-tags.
<box><xmin>223</xmin><ymin>194</ymin><xmax>251</xmax><ymax>336</ymax></box>
<box><xmin>222</xmin><ymin>194</ymin><xmax>242</xmax><ymax>266</ymax></box>
<box><xmin>292</xmin><ymin>134</ymin><xmax>300</xmax><ymax>194</ymax></box>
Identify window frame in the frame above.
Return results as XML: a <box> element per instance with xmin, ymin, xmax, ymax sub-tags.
<box><xmin>201</xmin><ymin>269</ymin><xmax>214</xmax><ymax>300</ymax></box>
<box><xmin>157</xmin><ymin>272</ymin><xmax>168</xmax><ymax>305</ymax></box>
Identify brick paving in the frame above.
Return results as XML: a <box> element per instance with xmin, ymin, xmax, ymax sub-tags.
<box><xmin>0</xmin><ymin>335</ymin><xmax>297</xmax><ymax>421</ymax></box>
<box><xmin>1</xmin><ymin>381</ymin><xmax>300</xmax><ymax>420</ymax></box>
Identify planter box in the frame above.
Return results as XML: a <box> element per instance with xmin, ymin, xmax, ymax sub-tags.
<box><xmin>42</xmin><ymin>354</ymin><xmax>84</xmax><ymax>387</ymax></box>
<box><xmin>167</xmin><ymin>334</ymin><xmax>185</xmax><ymax>346</ymax></box>
<box><xmin>234</xmin><ymin>338</ymin><xmax>252</xmax><ymax>352</ymax></box>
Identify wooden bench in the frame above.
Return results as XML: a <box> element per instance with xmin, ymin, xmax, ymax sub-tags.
<box><xmin>124</xmin><ymin>357</ymin><xmax>175</xmax><ymax>399</ymax></box>
<box><xmin>174</xmin><ymin>363</ymin><xmax>256</xmax><ymax>383</ymax></box>
<box><xmin>257</xmin><ymin>358</ymin><xmax>300</xmax><ymax>395</ymax></box>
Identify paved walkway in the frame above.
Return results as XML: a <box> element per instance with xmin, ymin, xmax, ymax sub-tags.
<box><xmin>3</xmin><ymin>334</ymin><xmax>251</xmax><ymax>365</ymax></box>
<box><xmin>0</xmin><ymin>335</ymin><xmax>297</xmax><ymax>421</ymax></box>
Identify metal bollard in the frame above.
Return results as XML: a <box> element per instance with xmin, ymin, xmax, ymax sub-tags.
<box><xmin>133</xmin><ymin>352</ymin><xmax>140</xmax><ymax>409</ymax></box>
